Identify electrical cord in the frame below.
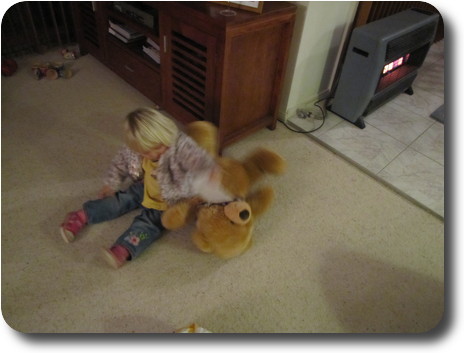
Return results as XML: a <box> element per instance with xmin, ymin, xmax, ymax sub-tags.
<box><xmin>280</xmin><ymin>97</ymin><xmax>330</xmax><ymax>134</ymax></box>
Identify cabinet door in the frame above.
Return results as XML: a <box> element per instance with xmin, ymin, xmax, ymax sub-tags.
<box><xmin>72</xmin><ymin>2</ymin><xmax>106</xmax><ymax>61</ymax></box>
<box><xmin>161</xmin><ymin>15</ymin><xmax>217</xmax><ymax>123</ymax></box>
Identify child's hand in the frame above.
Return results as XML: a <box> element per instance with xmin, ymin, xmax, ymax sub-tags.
<box><xmin>98</xmin><ymin>185</ymin><xmax>115</xmax><ymax>199</ymax></box>
<box><xmin>209</xmin><ymin>165</ymin><xmax>222</xmax><ymax>184</ymax></box>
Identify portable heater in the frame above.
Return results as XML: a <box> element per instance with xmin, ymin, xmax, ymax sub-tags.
<box><xmin>329</xmin><ymin>9</ymin><xmax>439</xmax><ymax>128</ymax></box>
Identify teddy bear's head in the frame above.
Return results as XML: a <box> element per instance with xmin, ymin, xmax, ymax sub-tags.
<box><xmin>191</xmin><ymin>186</ymin><xmax>274</xmax><ymax>259</ymax></box>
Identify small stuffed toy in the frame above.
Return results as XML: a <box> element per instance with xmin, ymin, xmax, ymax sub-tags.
<box><xmin>175</xmin><ymin>323</ymin><xmax>212</xmax><ymax>333</ymax></box>
<box><xmin>161</xmin><ymin>122</ymin><xmax>286</xmax><ymax>258</ymax></box>
<box><xmin>32</xmin><ymin>62</ymin><xmax>72</xmax><ymax>80</ymax></box>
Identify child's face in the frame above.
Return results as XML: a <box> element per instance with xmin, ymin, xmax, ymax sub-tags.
<box><xmin>140</xmin><ymin>144</ymin><xmax>168</xmax><ymax>162</ymax></box>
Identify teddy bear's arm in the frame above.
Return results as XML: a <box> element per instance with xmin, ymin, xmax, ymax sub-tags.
<box><xmin>161</xmin><ymin>200</ymin><xmax>197</xmax><ymax>230</ymax></box>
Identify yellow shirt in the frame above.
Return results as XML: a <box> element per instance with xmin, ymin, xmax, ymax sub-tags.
<box><xmin>141</xmin><ymin>158</ymin><xmax>168</xmax><ymax>210</ymax></box>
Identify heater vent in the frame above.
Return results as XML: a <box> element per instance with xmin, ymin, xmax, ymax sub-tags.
<box><xmin>386</xmin><ymin>22</ymin><xmax>436</xmax><ymax>60</ymax></box>
<box><xmin>353</xmin><ymin>47</ymin><xmax>369</xmax><ymax>57</ymax></box>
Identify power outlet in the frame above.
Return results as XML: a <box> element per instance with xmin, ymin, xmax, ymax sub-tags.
<box><xmin>296</xmin><ymin>109</ymin><xmax>312</xmax><ymax>119</ymax></box>
<box><xmin>286</xmin><ymin>115</ymin><xmax>320</xmax><ymax>133</ymax></box>
<box><xmin>297</xmin><ymin>107</ymin><xmax>323</xmax><ymax>120</ymax></box>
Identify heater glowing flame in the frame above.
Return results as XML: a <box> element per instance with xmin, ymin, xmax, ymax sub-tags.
<box><xmin>383</xmin><ymin>54</ymin><xmax>410</xmax><ymax>74</ymax></box>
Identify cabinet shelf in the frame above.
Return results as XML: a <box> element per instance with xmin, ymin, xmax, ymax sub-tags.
<box><xmin>106</xmin><ymin>34</ymin><xmax>160</xmax><ymax>72</ymax></box>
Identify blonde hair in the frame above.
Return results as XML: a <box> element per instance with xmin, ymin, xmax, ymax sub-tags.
<box><xmin>124</xmin><ymin>107</ymin><xmax>178</xmax><ymax>153</ymax></box>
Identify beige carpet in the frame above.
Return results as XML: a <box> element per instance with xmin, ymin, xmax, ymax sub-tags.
<box><xmin>1</xmin><ymin>52</ymin><xmax>444</xmax><ymax>333</ymax></box>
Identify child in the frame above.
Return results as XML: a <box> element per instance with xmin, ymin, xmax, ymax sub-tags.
<box><xmin>60</xmin><ymin>107</ymin><xmax>231</xmax><ymax>269</ymax></box>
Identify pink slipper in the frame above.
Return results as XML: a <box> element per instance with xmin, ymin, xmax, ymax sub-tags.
<box><xmin>60</xmin><ymin>210</ymin><xmax>87</xmax><ymax>243</ymax></box>
<box><xmin>101</xmin><ymin>245</ymin><xmax>130</xmax><ymax>269</ymax></box>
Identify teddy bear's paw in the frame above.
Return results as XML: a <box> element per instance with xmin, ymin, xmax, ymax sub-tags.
<box><xmin>185</xmin><ymin>121</ymin><xmax>218</xmax><ymax>156</ymax></box>
<box><xmin>242</xmin><ymin>148</ymin><xmax>287</xmax><ymax>185</ymax></box>
<box><xmin>246</xmin><ymin>186</ymin><xmax>275</xmax><ymax>217</ymax></box>
<box><xmin>192</xmin><ymin>231</ymin><xmax>213</xmax><ymax>253</ymax></box>
<box><xmin>253</xmin><ymin>148</ymin><xmax>287</xmax><ymax>175</ymax></box>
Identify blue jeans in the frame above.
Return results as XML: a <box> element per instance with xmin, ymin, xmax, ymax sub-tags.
<box><xmin>82</xmin><ymin>182</ymin><xmax>165</xmax><ymax>260</ymax></box>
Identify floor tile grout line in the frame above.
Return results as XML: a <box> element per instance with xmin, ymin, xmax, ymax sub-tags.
<box><xmin>407</xmin><ymin>143</ymin><xmax>445</xmax><ymax>167</ymax></box>
<box><xmin>364</xmin><ymin>110</ymin><xmax>436</xmax><ymax>148</ymax></box>
<box><xmin>305</xmin><ymin>132</ymin><xmax>443</xmax><ymax>220</ymax></box>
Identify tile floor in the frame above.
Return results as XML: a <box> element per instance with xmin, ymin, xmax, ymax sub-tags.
<box><xmin>286</xmin><ymin>40</ymin><xmax>445</xmax><ymax>218</ymax></box>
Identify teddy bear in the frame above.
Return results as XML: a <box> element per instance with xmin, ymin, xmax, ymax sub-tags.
<box><xmin>161</xmin><ymin>121</ymin><xmax>286</xmax><ymax>259</ymax></box>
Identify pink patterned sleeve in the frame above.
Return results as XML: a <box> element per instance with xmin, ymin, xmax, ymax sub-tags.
<box><xmin>103</xmin><ymin>146</ymin><xmax>143</xmax><ymax>191</ymax></box>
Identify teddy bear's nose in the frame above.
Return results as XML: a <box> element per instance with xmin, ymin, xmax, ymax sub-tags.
<box><xmin>239</xmin><ymin>209</ymin><xmax>250</xmax><ymax>221</ymax></box>
<box><xmin>239</xmin><ymin>210</ymin><xmax>250</xmax><ymax>221</ymax></box>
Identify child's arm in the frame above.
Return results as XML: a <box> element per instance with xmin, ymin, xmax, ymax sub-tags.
<box><xmin>158</xmin><ymin>133</ymin><xmax>231</xmax><ymax>204</ymax></box>
<box><xmin>100</xmin><ymin>146</ymin><xmax>143</xmax><ymax>197</ymax></box>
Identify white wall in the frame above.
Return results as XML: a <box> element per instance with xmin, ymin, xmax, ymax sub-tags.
<box><xmin>279</xmin><ymin>1</ymin><xmax>358</xmax><ymax>121</ymax></box>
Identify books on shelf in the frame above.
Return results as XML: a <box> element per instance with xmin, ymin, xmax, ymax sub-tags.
<box><xmin>146</xmin><ymin>37</ymin><xmax>160</xmax><ymax>51</ymax></box>
<box><xmin>108</xmin><ymin>19</ymin><xmax>144</xmax><ymax>43</ymax></box>
<box><xmin>108</xmin><ymin>18</ymin><xmax>160</xmax><ymax>64</ymax></box>
<box><xmin>143</xmin><ymin>39</ymin><xmax>160</xmax><ymax>64</ymax></box>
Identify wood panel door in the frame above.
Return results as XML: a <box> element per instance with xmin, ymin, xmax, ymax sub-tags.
<box><xmin>218</xmin><ymin>19</ymin><xmax>295</xmax><ymax>146</ymax></box>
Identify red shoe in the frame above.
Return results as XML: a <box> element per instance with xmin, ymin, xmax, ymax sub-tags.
<box><xmin>101</xmin><ymin>245</ymin><xmax>130</xmax><ymax>269</ymax></box>
<box><xmin>60</xmin><ymin>210</ymin><xmax>87</xmax><ymax>243</ymax></box>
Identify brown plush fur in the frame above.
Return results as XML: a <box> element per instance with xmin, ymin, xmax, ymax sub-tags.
<box><xmin>184</xmin><ymin>121</ymin><xmax>218</xmax><ymax>156</ymax></box>
<box><xmin>161</xmin><ymin>121</ymin><xmax>286</xmax><ymax>259</ymax></box>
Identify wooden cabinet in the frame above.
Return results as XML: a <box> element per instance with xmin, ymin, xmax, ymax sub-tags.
<box><xmin>72</xmin><ymin>1</ymin><xmax>296</xmax><ymax>149</ymax></box>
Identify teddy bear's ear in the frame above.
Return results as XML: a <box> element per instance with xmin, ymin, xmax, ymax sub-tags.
<box><xmin>185</xmin><ymin>121</ymin><xmax>218</xmax><ymax>156</ymax></box>
<box><xmin>246</xmin><ymin>186</ymin><xmax>275</xmax><ymax>217</ymax></box>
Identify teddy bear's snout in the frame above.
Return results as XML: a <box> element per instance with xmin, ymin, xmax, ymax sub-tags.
<box><xmin>224</xmin><ymin>201</ymin><xmax>252</xmax><ymax>225</ymax></box>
